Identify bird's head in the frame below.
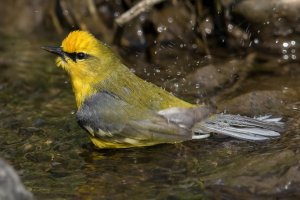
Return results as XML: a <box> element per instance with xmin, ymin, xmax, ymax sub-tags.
<box><xmin>42</xmin><ymin>30</ymin><xmax>120</xmax><ymax>107</ymax></box>
<box><xmin>42</xmin><ymin>30</ymin><xmax>118</xmax><ymax>78</ymax></box>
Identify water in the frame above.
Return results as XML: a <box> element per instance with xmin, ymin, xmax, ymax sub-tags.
<box><xmin>0</xmin><ymin>34</ymin><xmax>300</xmax><ymax>199</ymax></box>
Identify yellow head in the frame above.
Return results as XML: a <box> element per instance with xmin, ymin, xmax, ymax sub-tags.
<box><xmin>42</xmin><ymin>30</ymin><xmax>120</xmax><ymax>107</ymax></box>
<box><xmin>57</xmin><ymin>30</ymin><xmax>100</xmax><ymax>71</ymax></box>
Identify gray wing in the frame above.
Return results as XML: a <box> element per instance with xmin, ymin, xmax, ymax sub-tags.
<box><xmin>76</xmin><ymin>91</ymin><xmax>195</xmax><ymax>145</ymax></box>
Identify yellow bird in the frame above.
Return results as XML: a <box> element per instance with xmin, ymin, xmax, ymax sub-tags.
<box><xmin>42</xmin><ymin>30</ymin><xmax>284</xmax><ymax>149</ymax></box>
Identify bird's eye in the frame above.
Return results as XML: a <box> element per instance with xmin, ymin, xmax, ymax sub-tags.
<box><xmin>76</xmin><ymin>52</ymin><xmax>87</xmax><ymax>60</ymax></box>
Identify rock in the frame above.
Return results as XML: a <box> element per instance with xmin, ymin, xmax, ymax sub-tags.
<box><xmin>233</xmin><ymin>0</ymin><xmax>300</xmax><ymax>26</ymax></box>
<box><xmin>0</xmin><ymin>159</ymin><xmax>33</xmax><ymax>200</ymax></box>
<box><xmin>218</xmin><ymin>89</ymin><xmax>298</xmax><ymax>116</ymax></box>
<box><xmin>232</xmin><ymin>0</ymin><xmax>300</xmax><ymax>61</ymax></box>
<box><xmin>170</xmin><ymin>54</ymin><xmax>255</xmax><ymax>100</ymax></box>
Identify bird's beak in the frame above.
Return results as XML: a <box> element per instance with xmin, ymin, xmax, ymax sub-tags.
<box><xmin>41</xmin><ymin>46</ymin><xmax>65</xmax><ymax>57</ymax></box>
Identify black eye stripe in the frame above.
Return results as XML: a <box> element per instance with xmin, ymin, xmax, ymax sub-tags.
<box><xmin>64</xmin><ymin>52</ymin><xmax>77</xmax><ymax>62</ymax></box>
<box><xmin>64</xmin><ymin>52</ymin><xmax>89</xmax><ymax>62</ymax></box>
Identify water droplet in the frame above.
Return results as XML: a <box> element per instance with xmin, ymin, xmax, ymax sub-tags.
<box><xmin>282</xmin><ymin>42</ymin><xmax>289</xmax><ymax>48</ymax></box>
<box><xmin>249</xmin><ymin>41</ymin><xmax>253</xmax><ymax>47</ymax></box>
<box><xmin>137</xmin><ymin>30</ymin><xmax>143</xmax><ymax>36</ymax></box>
<box><xmin>283</xmin><ymin>55</ymin><xmax>289</xmax><ymax>60</ymax></box>
<box><xmin>63</xmin><ymin>9</ymin><xmax>69</xmax><ymax>15</ymax></box>
<box><xmin>284</xmin><ymin>181</ymin><xmax>291</xmax><ymax>190</ymax></box>
<box><xmin>114</xmin><ymin>12</ymin><xmax>120</xmax><ymax>17</ymax></box>
<box><xmin>167</xmin><ymin>17</ymin><xmax>173</xmax><ymax>23</ymax></box>
<box><xmin>205</xmin><ymin>28</ymin><xmax>212</xmax><ymax>34</ymax></box>
<box><xmin>227</xmin><ymin>24</ymin><xmax>233</xmax><ymax>31</ymax></box>
<box><xmin>139</xmin><ymin>15</ymin><xmax>146</xmax><ymax>21</ymax></box>
<box><xmin>291</xmin><ymin>40</ymin><xmax>296</xmax><ymax>46</ymax></box>
<box><xmin>130</xmin><ymin>68</ymin><xmax>136</xmax><ymax>73</ymax></box>
<box><xmin>157</xmin><ymin>25</ymin><xmax>166</xmax><ymax>33</ymax></box>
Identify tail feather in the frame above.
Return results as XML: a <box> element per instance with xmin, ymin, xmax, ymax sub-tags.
<box><xmin>193</xmin><ymin>114</ymin><xmax>284</xmax><ymax>141</ymax></box>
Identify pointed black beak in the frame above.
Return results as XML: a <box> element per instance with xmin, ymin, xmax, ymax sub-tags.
<box><xmin>41</xmin><ymin>46</ymin><xmax>64</xmax><ymax>57</ymax></box>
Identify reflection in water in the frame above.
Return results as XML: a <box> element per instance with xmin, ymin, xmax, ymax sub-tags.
<box><xmin>0</xmin><ymin>35</ymin><xmax>300</xmax><ymax>199</ymax></box>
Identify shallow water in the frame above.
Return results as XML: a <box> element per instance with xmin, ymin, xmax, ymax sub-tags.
<box><xmin>0</xmin><ymin>35</ymin><xmax>300</xmax><ymax>200</ymax></box>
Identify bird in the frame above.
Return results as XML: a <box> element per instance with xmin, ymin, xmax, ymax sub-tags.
<box><xmin>42</xmin><ymin>30</ymin><xmax>284</xmax><ymax>149</ymax></box>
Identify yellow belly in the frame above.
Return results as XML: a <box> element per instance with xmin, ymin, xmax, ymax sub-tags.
<box><xmin>89</xmin><ymin>136</ymin><xmax>160</xmax><ymax>149</ymax></box>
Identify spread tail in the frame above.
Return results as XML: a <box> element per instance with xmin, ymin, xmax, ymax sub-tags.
<box><xmin>192</xmin><ymin>114</ymin><xmax>284</xmax><ymax>141</ymax></box>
